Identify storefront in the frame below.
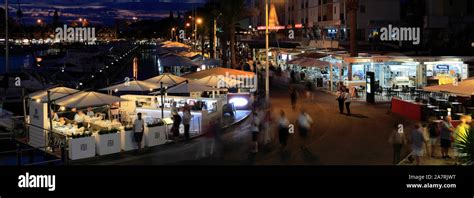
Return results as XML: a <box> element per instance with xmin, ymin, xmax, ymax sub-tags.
<box><xmin>342</xmin><ymin>56</ymin><xmax>472</xmax><ymax>90</ymax></box>
<box><xmin>120</xmin><ymin>94</ymin><xmax>223</xmax><ymax>138</ymax></box>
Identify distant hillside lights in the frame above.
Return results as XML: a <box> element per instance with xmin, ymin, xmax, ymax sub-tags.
<box><xmin>55</xmin><ymin>25</ymin><xmax>96</xmax><ymax>43</ymax></box>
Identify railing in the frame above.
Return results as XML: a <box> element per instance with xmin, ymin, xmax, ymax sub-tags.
<box><xmin>0</xmin><ymin>143</ymin><xmax>66</xmax><ymax>166</ymax></box>
<box><xmin>0</xmin><ymin>117</ymin><xmax>69</xmax><ymax>166</ymax></box>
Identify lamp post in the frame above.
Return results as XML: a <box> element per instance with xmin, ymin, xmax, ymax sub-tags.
<box><xmin>171</xmin><ymin>27</ymin><xmax>176</xmax><ymax>41</ymax></box>
<box><xmin>195</xmin><ymin>18</ymin><xmax>202</xmax><ymax>51</ymax></box>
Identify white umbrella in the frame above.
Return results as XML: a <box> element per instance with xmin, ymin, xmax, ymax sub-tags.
<box><xmin>164</xmin><ymin>83</ymin><xmax>219</xmax><ymax>94</ymax></box>
<box><xmin>144</xmin><ymin>73</ymin><xmax>188</xmax><ymax>86</ymax></box>
<box><xmin>55</xmin><ymin>91</ymin><xmax>127</xmax><ymax>108</ymax></box>
<box><xmin>100</xmin><ymin>80</ymin><xmax>160</xmax><ymax>92</ymax></box>
<box><xmin>423</xmin><ymin>78</ymin><xmax>474</xmax><ymax>96</ymax></box>
<box><xmin>29</xmin><ymin>86</ymin><xmax>79</xmax><ymax>102</ymax></box>
<box><xmin>193</xmin><ymin>75</ymin><xmax>242</xmax><ymax>88</ymax></box>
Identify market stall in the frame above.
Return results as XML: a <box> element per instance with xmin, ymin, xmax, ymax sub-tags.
<box><xmin>54</xmin><ymin>91</ymin><xmax>127</xmax><ymax>158</ymax></box>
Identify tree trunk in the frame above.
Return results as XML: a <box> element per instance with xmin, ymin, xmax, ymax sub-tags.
<box><xmin>230</xmin><ymin>26</ymin><xmax>237</xmax><ymax>69</ymax></box>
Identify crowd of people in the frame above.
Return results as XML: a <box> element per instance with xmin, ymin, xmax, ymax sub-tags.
<box><xmin>389</xmin><ymin>115</ymin><xmax>472</xmax><ymax>165</ymax></box>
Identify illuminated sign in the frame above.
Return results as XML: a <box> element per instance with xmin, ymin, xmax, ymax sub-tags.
<box><xmin>295</xmin><ymin>24</ymin><xmax>303</xmax><ymax>29</ymax></box>
<box><xmin>257</xmin><ymin>26</ymin><xmax>285</xmax><ymax>30</ymax></box>
<box><xmin>229</xmin><ymin>97</ymin><xmax>249</xmax><ymax>107</ymax></box>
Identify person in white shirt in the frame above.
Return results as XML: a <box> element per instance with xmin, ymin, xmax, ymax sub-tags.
<box><xmin>133</xmin><ymin>113</ymin><xmax>145</xmax><ymax>151</ymax></box>
<box><xmin>51</xmin><ymin>110</ymin><xmax>59</xmax><ymax>122</ymax></box>
<box><xmin>297</xmin><ymin>108</ymin><xmax>313</xmax><ymax>148</ymax></box>
<box><xmin>74</xmin><ymin>110</ymin><xmax>86</xmax><ymax>128</ymax></box>
<box><xmin>86</xmin><ymin>107</ymin><xmax>94</xmax><ymax>117</ymax></box>
<box><xmin>344</xmin><ymin>87</ymin><xmax>352</xmax><ymax>116</ymax></box>
<box><xmin>278</xmin><ymin>110</ymin><xmax>290</xmax><ymax>148</ymax></box>
<box><xmin>251</xmin><ymin>111</ymin><xmax>260</xmax><ymax>153</ymax></box>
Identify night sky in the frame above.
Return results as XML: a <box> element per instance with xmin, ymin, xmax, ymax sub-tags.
<box><xmin>3</xmin><ymin>0</ymin><xmax>206</xmax><ymax>25</ymax></box>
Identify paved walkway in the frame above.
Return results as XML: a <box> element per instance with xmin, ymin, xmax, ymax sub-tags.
<box><xmin>71</xmin><ymin>77</ymin><xmax>420</xmax><ymax>165</ymax></box>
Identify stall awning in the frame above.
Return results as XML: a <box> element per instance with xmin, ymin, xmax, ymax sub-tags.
<box><xmin>160</xmin><ymin>41</ymin><xmax>190</xmax><ymax>48</ymax></box>
<box><xmin>144</xmin><ymin>73</ymin><xmax>188</xmax><ymax>86</ymax></box>
<box><xmin>182</xmin><ymin>67</ymin><xmax>255</xmax><ymax>79</ymax></box>
<box><xmin>100</xmin><ymin>80</ymin><xmax>160</xmax><ymax>92</ymax></box>
<box><xmin>29</xmin><ymin>86</ymin><xmax>80</xmax><ymax>102</ymax></box>
<box><xmin>192</xmin><ymin>75</ymin><xmax>242</xmax><ymax>88</ymax></box>
<box><xmin>298</xmin><ymin>59</ymin><xmax>331</xmax><ymax>68</ymax></box>
<box><xmin>162</xmin><ymin>83</ymin><xmax>219</xmax><ymax>94</ymax></box>
<box><xmin>55</xmin><ymin>91</ymin><xmax>127</xmax><ymax>108</ymax></box>
<box><xmin>423</xmin><ymin>78</ymin><xmax>474</xmax><ymax>96</ymax></box>
<box><xmin>158</xmin><ymin>53</ymin><xmax>199</xmax><ymax>67</ymax></box>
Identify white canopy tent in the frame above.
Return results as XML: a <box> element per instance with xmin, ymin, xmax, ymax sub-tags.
<box><xmin>192</xmin><ymin>75</ymin><xmax>242</xmax><ymax>88</ymax></box>
<box><xmin>161</xmin><ymin>83</ymin><xmax>219</xmax><ymax>94</ymax></box>
<box><xmin>29</xmin><ymin>87</ymin><xmax>79</xmax><ymax>102</ymax></box>
<box><xmin>55</xmin><ymin>91</ymin><xmax>127</xmax><ymax>108</ymax></box>
<box><xmin>100</xmin><ymin>80</ymin><xmax>160</xmax><ymax>92</ymax></box>
<box><xmin>144</xmin><ymin>73</ymin><xmax>188</xmax><ymax>86</ymax></box>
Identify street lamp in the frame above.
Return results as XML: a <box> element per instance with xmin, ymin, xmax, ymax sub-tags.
<box><xmin>195</xmin><ymin>18</ymin><xmax>203</xmax><ymax>51</ymax></box>
<box><xmin>36</xmin><ymin>19</ymin><xmax>43</xmax><ymax>25</ymax></box>
<box><xmin>186</xmin><ymin>23</ymin><xmax>191</xmax><ymax>27</ymax></box>
<box><xmin>171</xmin><ymin>28</ymin><xmax>176</xmax><ymax>41</ymax></box>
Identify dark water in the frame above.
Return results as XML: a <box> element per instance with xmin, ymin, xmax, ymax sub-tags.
<box><xmin>120</xmin><ymin>48</ymin><xmax>162</xmax><ymax>81</ymax></box>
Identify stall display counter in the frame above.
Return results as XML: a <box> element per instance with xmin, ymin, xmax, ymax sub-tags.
<box><xmin>68</xmin><ymin>136</ymin><xmax>96</xmax><ymax>160</ymax></box>
<box><xmin>121</xmin><ymin>129</ymin><xmax>145</xmax><ymax>151</ymax></box>
<box><xmin>144</xmin><ymin>125</ymin><xmax>167</xmax><ymax>147</ymax></box>
<box><xmin>94</xmin><ymin>132</ymin><xmax>121</xmax><ymax>156</ymax></box>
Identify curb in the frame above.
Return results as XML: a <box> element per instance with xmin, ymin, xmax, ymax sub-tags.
<box><xmin>222</xmin><ymin>112</ymin><xmax>252</xmax><ymax>130</ymax></box>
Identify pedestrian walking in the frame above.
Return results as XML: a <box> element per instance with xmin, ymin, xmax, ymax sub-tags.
<box><xmin>133</xmin><ymin>112</ymin><xmax>145</xmax><ymax>152</ymax></box>
<box><xmin>170</xmin><ymin>102</ymin><xmax>181</xmax><ymax>137</ymax></box>
<box><xmin>344</xmin><ymin>87</ymin><xmax>351</xmax><ymax>116</ymax></box>
<box><xmin>262</xmin><ymin>106</ymin><xmax>273</xmax><ymax>146</ymax></box>
<box><xmin>439</xmin><ymin>116</ymin><xmax>455</xmax><ymax>159</ymax></box>
<box><xmin>428</xmin><ymin>121</ymin><xmax>440</xmax><ymax>158</ymax></box>
<box><xmin>388</xmin><ymin>123</ymin><xmax>407</xmax><ymax>164</ymax></box>
<box><xmin>251</xmin><ymin>111</ymin><xmax>261</xmax><ymax>153</ymax></box>
<box><xmin>182</xmin><ymin>104</ymin><xmax>192</xmax><ymax>143</ymax></box>
<box><xmin>336</xmin><ymin>88</ymin><xmax>345</xmax><ymax>114</ymax></box>
<box><xmin>278</xmin><ymin>110</ymin><xmax>290</xmax><ymax>149</ymax></box>
<box><xmin>411</xmin><ymin>123</ymin><xmax>425</xmax><ymax>165</ymax></box>
<box><xmin>199</xmin><ymin>119</ymin><xmax>220</xmax><ymax>158</ymax></box>
<box><xmin>290</xmin><ymin>88</ymin><xmax>298</xmax><ymax>110</ymax></box>
<box><xmin>297</xmin><ymin>108</ymin><xmax>313</xmax><ymax>149</ymax></box>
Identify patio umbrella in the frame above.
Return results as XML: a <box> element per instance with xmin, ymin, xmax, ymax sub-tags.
<box><xmin>298</xmin><ymin>58</ymin><xmax>331</xmax><ymax>68</ymax></box>
<box><xmin>158</xmin><ymin>53</ymin><xmax>199</xmax><ymax>67</ymax></box>
<box><xmin>193</xmin><ymin>75</ymin><xmax>242</xmax><ymax>88</ymax></box>
<box><xmin>144</xmin><ymin>73</ymin><xmax>188</xmax><ymax>86</ymax></box>
<box><xmin>29</xmin><ymin>86</ymin><xmax>80</xmax><ymax>102</ymax></box>
<box><xmin>164</xmin><ymin>83</ymin><xmax>219</xmax><ymax>94</ymax></box>
<box><xmin>55</xmin><ymin>91</ymin><xmax>127</xmax><ymax>108</ymax></box>
<box><xmin>423</xmin><ymin>78</ymin><xmax>474</xmax><ymax>96</ymax></box>
<box><xmin>100</xmin><ymin>80</ymin><xmax>160</xmax><ymax>92</ymax></box>
<box><xmin>193</xmin><ymin>58</ymin><xmax>221</xmax><ymax>66</ymax></box>
<box><xmin>182</xmin><ymin>67</ymin><xmax>255</xmax><ymax>79</ymax></box>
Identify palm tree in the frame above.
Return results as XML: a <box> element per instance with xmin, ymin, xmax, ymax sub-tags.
<box><xmin>220</xmin><ymin>0</ymin><xmax>249</xmax><ymax>69</ymax></box>
<box><xmin>454</xmin><ymin>128</ymin><xmax>474</xmax><ymax>165</ymax></box>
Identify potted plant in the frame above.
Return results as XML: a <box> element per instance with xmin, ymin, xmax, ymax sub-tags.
<box><xmin>454</xmin><ymin>128</ymin><xmax>474</xmax><ymax>165</ymax></box>
<box><xmin>67</xmin><ymin>131</ymin><xmax>95</xmax><ymax>160</ymax></box>
<box><xmin>94</xmin><ymin>128</ymin><xmax>121</xmax><ymax>155</ymax></box>
<box><xmin>145</xmin><ymin>118</ymin><xmax>167</xmax><ymax>147</ymax></box>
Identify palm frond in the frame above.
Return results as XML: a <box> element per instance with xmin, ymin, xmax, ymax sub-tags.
<box><xmin>454</xmin><ymin>128</ymin><xmax>474</xmax><ymax>165</ymax></box>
